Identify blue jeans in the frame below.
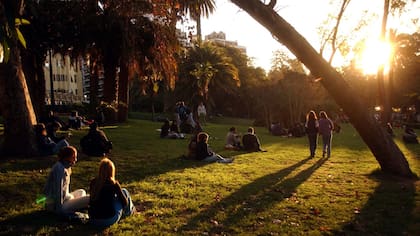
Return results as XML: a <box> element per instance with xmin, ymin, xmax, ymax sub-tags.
<box><xmin>203</xmin><ymin>154</ymin><xmax>233</xmax><ymax>163</ymax></box>
<box><xmin>52</xmin><ymin>139</ymin><xmax>69</xmax><ymax>154</ymax></box>
<box><xmin>90</xmin><ymin>188</ymin><xmax>135</xmax><ymax>227</ymax></box>
<box><xmin>321</xmin><ymin>134</ymin><xmax>332</xmax><ymax>157</ymax></box>
<box><xmin>307</xmin><ymin>133</ymin><xmax>317</xmax><ymax>157</ymax></box>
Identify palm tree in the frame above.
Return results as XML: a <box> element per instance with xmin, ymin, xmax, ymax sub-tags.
<box><xmin>179</xmin><ymin>0</ymin><xmax>216</xmax><ymax>42</ymax></box>
<box><xmin>177</xmin><ymin>42</ymin><xmax>239</xmax><ymax>112</ymax></box>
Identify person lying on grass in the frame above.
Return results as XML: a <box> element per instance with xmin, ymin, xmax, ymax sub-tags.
<box><xmin>89</xmin><ymin>158</ymin><xmax>135</xmax><ymax>227</ymax></box>
<box><xmin>196</xmin><ymin>132</ymin><xmax>234</xmax><ymax>163</ymax></box>
<box><xmin>44</xmin><ymin>146</ymin><xmax>90</xmax><ymax>216</ymax></box>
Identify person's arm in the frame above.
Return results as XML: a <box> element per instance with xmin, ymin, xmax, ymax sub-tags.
<box><xmin>115</xmin><ymin>181</ymin><xmax>128</xmax><ymax>207</ymax></box>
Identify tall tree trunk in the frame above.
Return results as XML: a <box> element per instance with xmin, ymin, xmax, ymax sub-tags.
<box><xmin>377</xmin><ymin>0</ymin><xmax>391</xmax><ymax>123</ymax></box>
<box><xmin>118</xmin><ymin>60</ymin><xmax>129</xmax><ymax>122</ymax></box>
<box><xmin>0</xmin><ymin>47</ymin><xmax>37</xmax><ymax>156</ymax></box>
<box><xmin>21</xmin><ymin>49</ymin><xmax>46</xmax><ymax>119</ymax></box>
<box><xmin>102</xmin><ymin>48</ymin><xmax>118</xmax><ymax>104</ymax></box>
<box><xmin>88</xmin><ymin>53</ymin><xmax>100</xmax><ymax>116</ymax></box>
<box><xmin>232</xmin><ymin>0</ymin><xmax>414</xmax><ymax>178</ymax></box>
<box><xmin>0</xmin><ymin>0</ymin><xmax>37</xmax><ymax>157</ymax></box>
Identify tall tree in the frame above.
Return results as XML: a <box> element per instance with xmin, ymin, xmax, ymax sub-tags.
<box><xmin>231</xmin><ymin>0</ymin><xmax>414</xmax><ymax>178</ymax></box>
<box><xmin>0</xmin><ymin>0</ymin><xmax>37</xmax><ymax>156</ymax></box>
<box><xmin>179</xmin><ymin>0</ymin><xmax>216</xmax><ymax>42</ymax></box>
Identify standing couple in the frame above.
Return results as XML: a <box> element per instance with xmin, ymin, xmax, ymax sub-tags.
<box><xmin>305</xmin><ymin>111</ymin><xmax>334</xmax><ymax>158</ymax></box>
<box><xmin>44</xmin><ymin>146</ymin><xmax>135</xmax><ymax>227</ymax></box>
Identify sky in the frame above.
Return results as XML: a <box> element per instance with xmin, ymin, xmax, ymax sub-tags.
<box><xmin>191</xmin><ymin>0</ymin><xmax>420</xmax><ymax>72</ymax></box>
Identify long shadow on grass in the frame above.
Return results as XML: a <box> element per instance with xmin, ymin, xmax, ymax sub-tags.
<box><xmin>182</xmin><ymin>156</ymin><xmax>327</xmax><ymax>234</ymax></box>
<box><xmin>0</xmin><ymin>210</ymin><xmax>105</xmax><ymax>236</ymax></box>
<box><xmin>335</xmin><ymin>171</ymin><xmax>417</xmax><ymax>235</ymax></box>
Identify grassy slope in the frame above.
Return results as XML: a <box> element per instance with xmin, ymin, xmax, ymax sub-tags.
<box><xmin>0</xmin><ymin>118</ymin><xmax>419</xmax><ymax>235</ymax></box>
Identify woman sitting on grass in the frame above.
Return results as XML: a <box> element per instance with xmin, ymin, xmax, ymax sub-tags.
<box><xmin>44</xmin><ymin>146</ymin><xmax>90</xmax><ymax>216</ymax></box>
<box><xmin>196</xmin><ymin>132</ymin><xmax>234</xmax><ymax>163</ymax></box>
<box><xmin>89</xmin><ymin>158</ymin><xmax>135</xmax><ymax>227</ymax></box>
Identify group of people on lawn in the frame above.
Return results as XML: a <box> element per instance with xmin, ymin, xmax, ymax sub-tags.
<box><xmin>38</xmin><ymin>110</ymin><xmax>128</xmax><ymax>227</ymax></box>
<box><xmin>44</xmin><ymin>146</ymin><xmax>135</xmax><ymax>227</ymax></box>
<box><xmin>35</xmin><ymin>111</ymin><xmax>112</xmax><ymax>157</ymax></box>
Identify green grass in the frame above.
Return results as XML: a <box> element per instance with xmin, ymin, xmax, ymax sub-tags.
<box><xmin>0</xmin><ymin>117</ymin><xmax>419</xmax><ymax>235</ymax></box>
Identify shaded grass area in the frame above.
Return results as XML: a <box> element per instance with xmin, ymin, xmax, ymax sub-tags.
<box><xmin>0</xmin><ymin>117</ymin><xmax>419</xmax><ymax>235</ymax></box>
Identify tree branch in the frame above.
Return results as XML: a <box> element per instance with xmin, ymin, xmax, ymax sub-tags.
<box><xmin>267</xmin><ymin>0</ymin><xmax>276</xmax><ymax>9</ymax></box>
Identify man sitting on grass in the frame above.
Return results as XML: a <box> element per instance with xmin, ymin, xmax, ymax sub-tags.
<box><xmin>242</xmin><ymin>127</ymin><xmax>265</xmax><ymax>152</ymax></box>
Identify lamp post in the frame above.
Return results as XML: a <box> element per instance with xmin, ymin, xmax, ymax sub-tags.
<box><xmin>49</xmin><ymin>49</ymin><xmax>55</xmax><ymax>110</ymax></box>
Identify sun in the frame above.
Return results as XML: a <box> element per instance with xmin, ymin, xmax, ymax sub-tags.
<box><xmin>357</xmin><ymin>39</ymin><xmax>393</xmax><ymax>75</ymax></box>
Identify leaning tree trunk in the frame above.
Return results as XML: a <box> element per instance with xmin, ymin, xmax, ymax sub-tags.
<box><xmin>0</xmin><ymin>46</ymin><xmax>38</xmax><ymax>156</ymax></box>
<box><xmin>232</xmin><ymin>0</ymin><xmax>414</xmax><ymax>178</ymax></box>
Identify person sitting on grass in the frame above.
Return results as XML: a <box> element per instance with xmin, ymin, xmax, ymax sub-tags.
<box><xmin>187</xmin><ymin>124</ymin><xmax>203</xmax><ymax>159</ymax></box>
<box><xmin>89</xmin><ymin>158</ymin><xmax>135</xmax><ymax>227</ymax></box>
<box><xmin>196</xmin><ymin>132</ymin><xmax>234</xmax><ymax>163</ymax></box>
<box><xmin>225</xmin><ymin>127</ymin><xmax>241</xmax><ymax>150</ymax></box>
<box><xmin>47</xmin><ymin>121</ymin><xmax>68</xmax><ymax>143</ymax></box>
<box><xmin>80</xmin><ymin>122</ymin><xmax>112</xmax><ymax>157</ymax></box>
<box><xmin>44</xmin><ymin>146</ymin><xmax>90</xmax><ymax>217</ymax></box>
<box><xmin>35</xmin><ymin>123</ymin><xmax>70</xmax><ymax>156</ymax></box>
<box><xmin>242</xmin><ymin>127</ymin><xmax>264</xmax><ymax>152</ymax></box>
<box><xmin>160</xmin><ymin>119</ymin><xmax>183</xmax><ymax>139</ymax></box>
<box><xmin>402</xmin><ymin>125</ymin><xmax>418</xmax><ymax>144</ymax></box>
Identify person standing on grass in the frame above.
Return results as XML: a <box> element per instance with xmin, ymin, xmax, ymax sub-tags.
<box><xmin>44</xmin><ymin>146</ymin><xmax>90</xmax><ymax>216</ymax></box>
<box><xmin>89</xmin><ymin>158</ymin><xmax>135</xmax><ymax>227</ymax></box>
<box><xmin>305</xmin><ymin>111</ymin><xmax>319</xmax><ymax>157</ymax></box>
<box><xmin>196</xmin><ymin>132</ymin><xmax>234</xmax><ymax>163</ymax></box>
<box><xmin>318</xmin><ymin>111</ymin><xmax>334</xmax><ymax>158</ymax></box>
<box><xmin>197</xmin><ymin>102</ymin><xmax>207</xmax><ymax>125</ymax></box>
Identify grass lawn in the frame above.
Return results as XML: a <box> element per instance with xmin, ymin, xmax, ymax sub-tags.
<box><xmin>0</xmin><ymin>117</ymin><xmax>419</xmax><ymax>235</ymax></box>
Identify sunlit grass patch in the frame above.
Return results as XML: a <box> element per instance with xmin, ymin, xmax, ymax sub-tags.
<box><xmin>0</xmin><ymin>117</ymin><xmax>419</xmax><ymax>235</ymax></box>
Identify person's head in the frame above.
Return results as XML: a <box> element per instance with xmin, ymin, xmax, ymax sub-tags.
<box><xmin>35</xmin><ymin>123</ymin><xmax>47</xmax><ymax>136</ymax></box>
<box><xmin>229</xmin><ymin>127</ymin><xmax>236</xmax><ymax>132</ymax></box>
<box><xmin>98</xmin><ymin>157</ymin><xmax>116</xmax><ymax>183</ymax></box>
<box><xmin>89</xmin><ymin>122</ymin><xmax>98</xmax><ymax>130</ymax></box>
<box><xmin>197</xmin><ymin>132</ymin><xmax>209</xmax><ymax>143</ymax></box>
<box><xmin>248</xmin><ymin>127</ymin><xmax>255</xmax><ymax>134</ymax></box>
<box><xmin>319</xmin><ymin>111</ymin><xmax>328</xmax><ymax>119</ymax></box>
<box><xmin>52</xmin><ymin>121</ymin><xmax>62</xmax><ymax>131</ymax></box>
<box><xmin>307</xmin><ymin>110</ymin><xmax>317</xmax><ymax>121</ymax></box>
<box><xmin>58</xmin><ymin>146</ymin><xmax>78</xmax><ymax>166</ymax></box>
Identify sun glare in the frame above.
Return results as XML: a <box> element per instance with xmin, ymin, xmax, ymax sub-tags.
<box><xmin>357</xmin><ymin>39</ymin><xmax>393</xmax><ymax>75</ymax></box>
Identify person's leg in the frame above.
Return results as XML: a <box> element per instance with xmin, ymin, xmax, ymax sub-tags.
<box><xmin>62</xmin><ymin>189</ymin><xmax>90</xmax><ymax>213</ymax></box>
<box><xmin>321</xmin><ymin>135</ymin><xmax>327</xmax><ymax>157</ymax></box>
<box><xmin>90</xmin><ymin>200</ymin><xmax>122</xmax><ymax>228</ymax></box>
<box><xmin>308</xmin><ymin>134</ymin><xmax>316</xmax><ymax>157</ymax></box>
<box><xmin>203</xmin><ymin>154</ymin><xmax>233</xmax><ymax>163</ymax></box>
<box><xmin>53</xmin><ymin>139</ymin><xmax>70</xmax><ymax>154</ymax></box>
<box><xmin>326</xmin><ymin>134</ymin><xmax>332</xmax><ymax>157</ymax></box>
<box><xmin>121</xmin><ymin>188</ymin><xmax>135</xmax><ymax>218</ymax></box>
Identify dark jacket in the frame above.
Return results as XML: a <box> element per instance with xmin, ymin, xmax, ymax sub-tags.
<box><xmin>242</xmin><ymin>133</ymin><xmax>261</xmax><ymax>152</ymax></box>
<box><xmin>89</xmin><ymin>179</ymin><xmax>127</xmax><ymax>219</ymax></box>
<box><xmin>80</xmin><ymin>129</ymin><xmax>112</xmax><ymax>156</ymax></box>
<box><xmin>37</xmin><ymin>135</ymin><xmax>56</xmax><ymax>156</ymax></box>
<box><xmin>196</xmin><ymin>141</ymin><xmax>213</xmax><ymax>160</ymax></box>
